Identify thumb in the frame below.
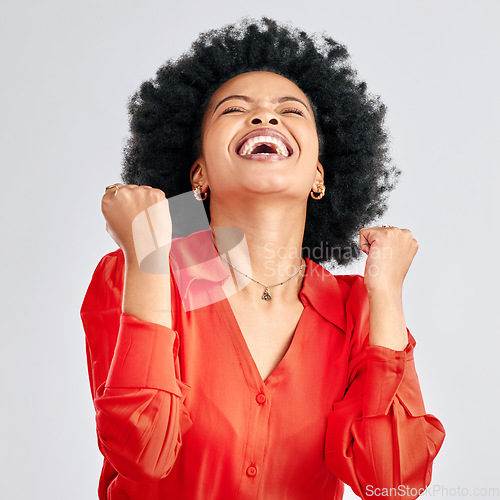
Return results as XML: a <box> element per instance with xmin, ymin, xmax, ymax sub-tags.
<box><xmin>359</xmin><ymin>228</ymin><xmax>372</xmax><ymax>255</ymax></box>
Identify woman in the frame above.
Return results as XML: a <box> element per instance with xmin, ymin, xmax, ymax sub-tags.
<box><xmin>81</xmin><ymin>17</ymin><xmax>445</xmax><ymax>499</ymax></box>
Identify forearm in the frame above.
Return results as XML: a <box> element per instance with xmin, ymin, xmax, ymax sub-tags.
<box><xmin>122</xmin><ymin>248</ymin><xmax>172</xmax><ymax>328</ymax></box>
<box><xmin>95</xmin><ymin>386</ymin><xmax>182</xmax><ymax>480</ymax></box>
<box><xmin>368</xmin><ymin>287</ymin><xmax>408</xmax><ymax>350</ymax></box>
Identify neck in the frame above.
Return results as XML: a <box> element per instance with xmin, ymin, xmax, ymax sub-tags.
<box><xmin>209</xmin><ymin>196</ymin><xmax>307</xmax><ymax>302</ymax></box>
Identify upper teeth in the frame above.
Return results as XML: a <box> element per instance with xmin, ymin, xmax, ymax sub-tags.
<box><xmin>239</xmin><ymin>135</ymin><xmax>289</xmax><ymax>156</ymax></box>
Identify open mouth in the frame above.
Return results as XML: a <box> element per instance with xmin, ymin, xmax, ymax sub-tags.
<box><xmin>235</xmin><ymin>130</ymin><xmax>293</xmax><ymax>160</ymax></box>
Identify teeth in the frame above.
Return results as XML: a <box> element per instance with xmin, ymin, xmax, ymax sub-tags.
<box><xmin>239</xmin><ymin>135</ymin><xmax>289</xmax><ymax>157</ymax></box>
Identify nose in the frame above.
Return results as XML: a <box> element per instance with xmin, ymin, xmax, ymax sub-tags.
<box><xmin>252</xmin><ymin>117</ymin><xmax>278</xmax><ymax>125</ymax></box>
<box><xmin>249</xmin><ymin>107</ymin><xmax>279</xmax><ymax>126</ymax></box>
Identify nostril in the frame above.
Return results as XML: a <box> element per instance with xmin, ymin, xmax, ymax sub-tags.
<box><xmin>251</xmin><ymin>118</ymin><xmax>262</xmax><ymax>124</ymax></box>
<box><xmin>269</xmin><ymin>118</ymin><xmax>278</xmax><ymax>125</ymax></box>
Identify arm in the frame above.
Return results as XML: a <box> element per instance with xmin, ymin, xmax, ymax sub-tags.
<box><xmin>324</xmin><ymin>277</ymin><xmax>445</xmax><ymax>499</ymax></box>
<box><xmin>324</xmin><ymin>227</ymin><xmax>445</xmax><ymax>499</ymax></box>
<box><xmin>81</xmin><ymin>251</ymin><xmax>191</xmax><ymax>481</ymax></box>
<box><xmin>82</xmin><ymin>185</ymin><xmax>191</xmax><ymax>481</ymax></box>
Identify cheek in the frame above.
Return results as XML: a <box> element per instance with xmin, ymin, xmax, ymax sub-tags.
<box><xmin>301</xmin><ymin>128</ymin><xmax>320</xmax><ymax>157</ymax></box>
<box><xmin>202</xmin><ymin>122</ymin><xmax>232</xmax><ymax>159</ymax></box>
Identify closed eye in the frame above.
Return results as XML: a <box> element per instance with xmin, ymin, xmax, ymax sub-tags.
<box><xmin>221</xmin><ymin>106</ymin><xmax>245</xmax><ymax>114</ymax></box>
<box><xmin>282</xmin><ymin>108</ymin><xmax>304</xmax><ymax>116</ymax></box>
<box><xmin>221</xmin><ymin>106</ymin><xmax>304</xmax><ymax>116</ymax></box>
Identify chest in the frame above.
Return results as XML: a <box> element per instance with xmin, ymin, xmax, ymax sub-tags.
<box><xmin>176</xmin><ymin>298</ymin><xmax>349</xmax><ymax>492</ymax></box>
<box><xmin>177</xmin><ymin>288</ymin><xmax>351</xmax><ymax>397</ymax></box>
<box><xmin>174</xmin><ymin>301</ymin><xmax>346</xmax><ymax>498</ymax></box>
<box><xmin>226</xmin><ymin>297</ymin><xmax>305</xmax><ymax>382</ymax></box>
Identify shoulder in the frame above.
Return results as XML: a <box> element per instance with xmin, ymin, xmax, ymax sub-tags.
<box><xmin>80</xmin><ymin>248</ymin><xmax>125</xmax><ymax>317</ymax></box>
<box><xmin>302</xmin><ymin>259</ymin><xmax>368</xmax><ymax>331</ymax></box>
<box><xmin>334</xmin><ymin>273</ymin><xmax>368</xmax><ymax>305</ymax></box>
<box><xmin>305</xmin><ymin>258</ymin><xmax>366</xmax><ymax>300</ymax></box>
<box><xmin>95</xmin><ymin>248</ymin><xmax>125</xmax><ymax>284</ymax></box>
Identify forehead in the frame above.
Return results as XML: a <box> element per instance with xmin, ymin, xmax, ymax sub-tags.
<box><xmin>206</xmin><ymin>71</ymin><xmax>310</xmax><ymax>110</ymax></box>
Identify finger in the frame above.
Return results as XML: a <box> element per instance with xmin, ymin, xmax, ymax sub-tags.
<box><xmin>104</xmin><ymin>183</ymin><xmax>124</xmax><ymax>197</ymax></box>
<box><xmin>411</xmin><ymin>238</ymin><xmax>419</xmax><ymax>256</ymax></box>
<box><xmin>359</xmin><ymin>229</ymin><xmax>372</xmax><ymax>254</ymax></box>
<box><xmin>360</xmin><ymin>243</ymin><xmax>370</xmax><ymax>255</ymax></box>
<box><xmin>359</xmin><ymin>227</ymin><xmax>377</xmax><ymax>245</ymax></box>
<box><xmin>113</xmin><ymin>183</ymin><xmax>136</xmax><ymax>190</ymax></box>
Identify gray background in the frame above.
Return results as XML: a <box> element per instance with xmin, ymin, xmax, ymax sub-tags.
<box><xmin>1</xmin><ymin>1</ymin><xmax>499</xmax><ymax>498</ymax></box>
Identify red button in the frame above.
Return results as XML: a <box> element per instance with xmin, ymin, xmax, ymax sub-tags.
<box><xmin>256</xmin><ymin>393</ymin><xmax>266</xmax><ymax>405</ymax></box>
<box><xmin>246</xmin><ymin>466</ymin><xmax>257</xmax><ymax>477</ymax></box>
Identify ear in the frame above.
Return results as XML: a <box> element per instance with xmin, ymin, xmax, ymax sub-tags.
<box><xmin>190</xmin><ymin>158</ymin><xmax>207</xmax><ymax>189</ymax></box>
<box><xmin>313</xmin><ymin>161</ymin><xmax>324</xmax><ymax>185</ymax></box>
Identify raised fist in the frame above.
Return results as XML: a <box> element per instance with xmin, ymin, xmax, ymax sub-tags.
<box><xmin>359</xmin><ymin>225</ymin><xmax>419</xmax><ymax>294</ymax></box>
<box><xmin>101</xmin><ymin>184</ymin><xmax>172</xmax><ymax>266</ymax></box>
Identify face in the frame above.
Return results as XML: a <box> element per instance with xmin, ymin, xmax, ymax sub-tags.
<box><xmin>191</xmin><ymin>71</ymin><xmax>324</xmax><ymax>202</ymax></box>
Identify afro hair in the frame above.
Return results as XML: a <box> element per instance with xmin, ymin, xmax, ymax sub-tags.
<box><xmin>121</xmin><ymin>17</ymin><xmax>400</xmax><ymax>267</ymax></box>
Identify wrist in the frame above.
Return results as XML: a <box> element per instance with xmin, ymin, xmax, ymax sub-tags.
<box><xmin>124</xmin><ymin>245</ymin><xmax>171</xmax><ymax>275</ymax></box>
<box><xmin>368</xmin><ymin>287</ymin><xmax>408</xmax><ymax>351</ymax></box>
<box><xmin>124</xmin><ymin>249</ymin><xmax>141</xmax><ymax>271</ymax></box>
<box><xmin>366</xmin><ymin>283</ymin><xmax>403</xmax><ymax>302</ymax></box>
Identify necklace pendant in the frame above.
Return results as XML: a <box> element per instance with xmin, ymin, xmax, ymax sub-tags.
<box><xmin>261</xmin><ymin>287</ymin><xmax>272</xmax><ymax>301</ymax></box>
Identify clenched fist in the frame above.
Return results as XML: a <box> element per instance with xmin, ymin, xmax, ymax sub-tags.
<box><xmin>359</xmin><ymin>226</ymin><xmax>419</xmax><ymax>295</ymax></box>
<box><xmin>101</xmin><ymin>183</ymin><xmax>172</xmax><ymax>267</ymax></box>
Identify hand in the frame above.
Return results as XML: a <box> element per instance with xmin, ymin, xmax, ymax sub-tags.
<box><xmin>101</xmin><ymin>184</ymin><xmax>172</xmax><ymax>263</ymax></box>
<box><xmin>359</xmin><ymin>226</ymin><xmax>419</xmax><ymax>295</ymax></box>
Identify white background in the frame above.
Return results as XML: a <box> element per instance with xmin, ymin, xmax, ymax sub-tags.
<box><xmin>1</xmin><ymin>1</ymin><xmax>499</xmax><ymax>499</ymax></box>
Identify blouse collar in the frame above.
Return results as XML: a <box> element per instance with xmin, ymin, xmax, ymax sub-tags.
<box><xmin>169</xmin><ymin>229</ymin><xmax>347</xmax><ymax>331</ymax></box>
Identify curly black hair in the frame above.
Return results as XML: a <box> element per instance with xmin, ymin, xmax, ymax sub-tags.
<box><xmin>121</xmin><ymin>17</ymin><xmax>400</xmax><ymax>267</ymax></box>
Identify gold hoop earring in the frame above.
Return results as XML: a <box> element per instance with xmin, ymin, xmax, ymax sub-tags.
<box><xmin>193</xmin><ymin>185</ymin><xmax>208</xmax><ymax>201</ymax></box>
<box><xmin>310</xmin><ymin>183</ymin><xmax>325</xmax><ymax>200</ymax></box>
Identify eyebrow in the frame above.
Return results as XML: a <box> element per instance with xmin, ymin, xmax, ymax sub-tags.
<box><xmin>212</xmin><ymin>94</ymin><xmax>310</xmax><ymax>114</ymax></box>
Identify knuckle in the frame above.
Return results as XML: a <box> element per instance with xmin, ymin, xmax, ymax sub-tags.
<box><xmin>152</xmin><ymin>187</ymin><xmax>166</xmax><ymax>198</ymax></box>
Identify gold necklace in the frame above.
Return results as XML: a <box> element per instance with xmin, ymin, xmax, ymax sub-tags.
<box><xmin>218</xmin><ymin>254</ymin><xmax>304</xmax><ymax>301</ymax></box>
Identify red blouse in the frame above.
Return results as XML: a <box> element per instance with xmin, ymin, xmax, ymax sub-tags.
<box><xmin>80</xmin><ymin>230</ymin><xmax>445</xmax><ymax>500</ymax></box>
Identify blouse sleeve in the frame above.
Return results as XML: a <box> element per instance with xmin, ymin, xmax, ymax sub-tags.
<box><xmin>324</xmin><ymin>276</ymin><xmax>445</xmax><ymax>499</ymax></box>
<box><xmin>80</xmin><ymin>250</ymin><xmax>192</xmax><ymax>482</ymax></box>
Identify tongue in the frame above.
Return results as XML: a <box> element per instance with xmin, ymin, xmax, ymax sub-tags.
<box><xmin>251</xmin><ymin>144</ymin><xmax>277</xmax><ymax>154</ymax></box>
